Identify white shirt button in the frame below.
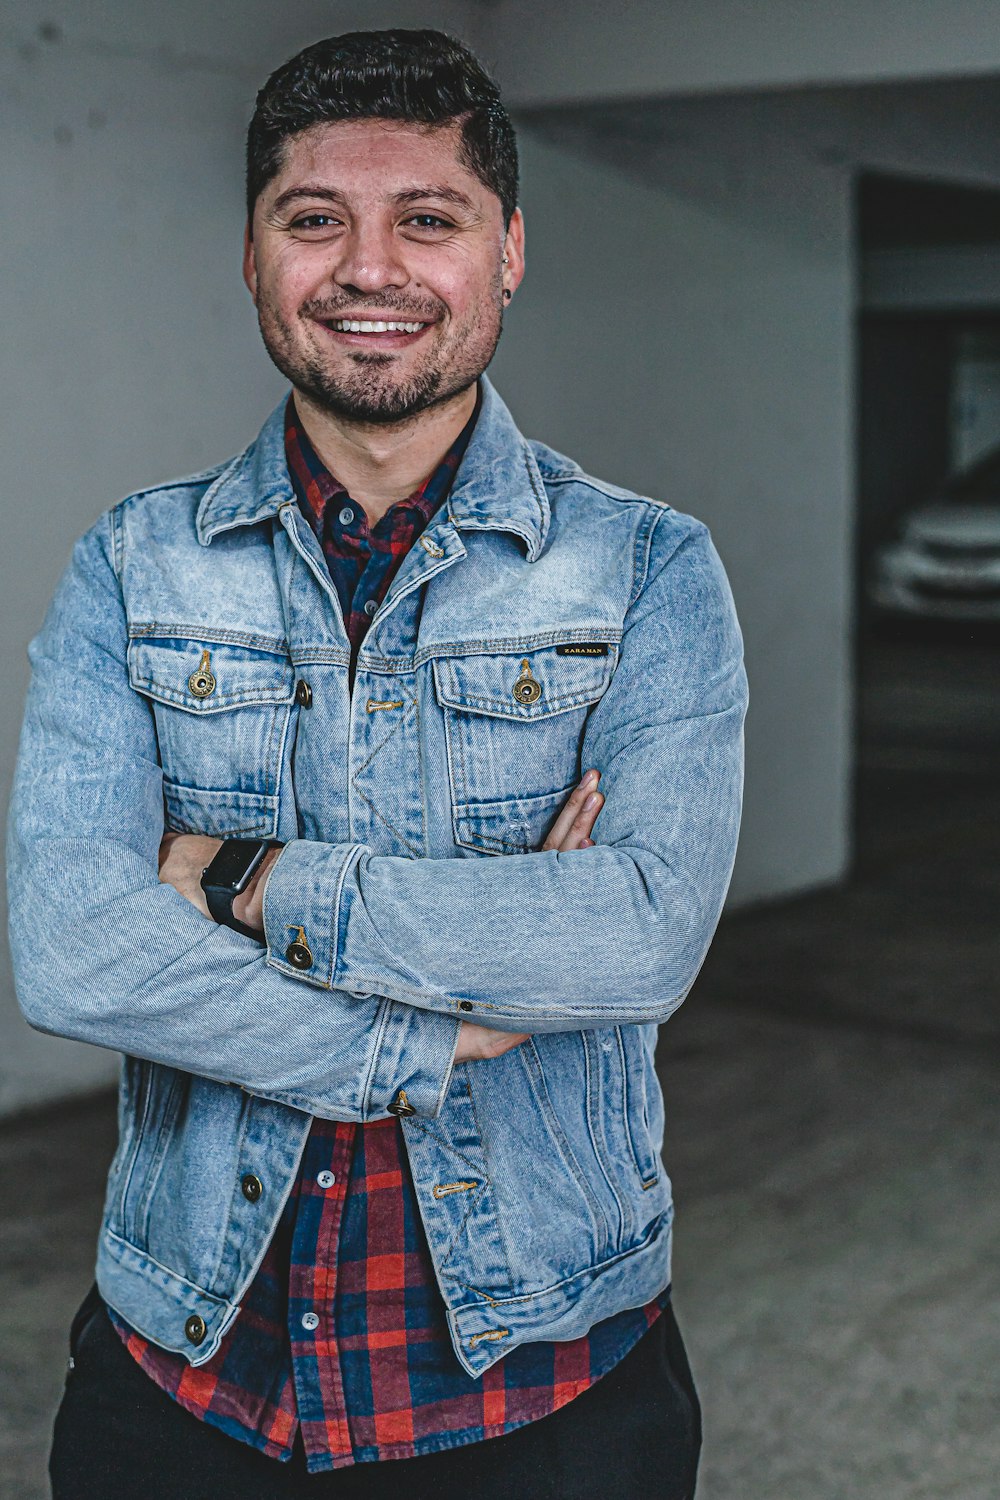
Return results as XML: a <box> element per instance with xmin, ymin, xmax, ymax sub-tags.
<box><xmin>339</xmin><ymin>506</ymin><xmax>354</xmax><ymax>525</ymax></box>
<box><xmin>316</xmin><ymin>1170</ymin><xmax>336</xmax><ymax>1189</ymax></box>
<box><xmin>301</xmin><ymin>1311</ymin><xmax>320</xmax><ymax>1331</ymax></box>
<box><xmin>364</xmin><ymin>598</ymin><xmax>377</xmax><ymax>616</ymax></box>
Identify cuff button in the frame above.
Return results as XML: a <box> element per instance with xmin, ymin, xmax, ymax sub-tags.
<box><xmin>285</xmin><ymin>927</ymin><xmax>314</xmax><ymax>969</ymax></box>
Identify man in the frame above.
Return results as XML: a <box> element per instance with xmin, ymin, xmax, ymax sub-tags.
<box><xmin>8</xmin><ymin>28</ymin><xmax>746</xmax><ymax>1500</ymax></box>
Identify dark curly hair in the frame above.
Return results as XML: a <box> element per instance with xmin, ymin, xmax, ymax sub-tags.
<box><xmin>246</xmin><ymin>29</ymin><xmax>519</xmax><ymax>231</ymax></box>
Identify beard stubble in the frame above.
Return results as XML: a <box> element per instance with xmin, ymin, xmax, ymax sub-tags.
<box><xmin>255</xmin><ymin>290</ymin><xmax>504</xmax><ymax>427</ymax></box>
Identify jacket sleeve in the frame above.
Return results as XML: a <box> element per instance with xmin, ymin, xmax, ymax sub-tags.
<box><xmin>261</xmin><ymin>512</ymin><xmax>748</xmax><ymax>1032</ymax></box>
<box><xmin>5</xmin><ymin>513</ymin><xmax>461</xmax><ymax>1120</ymax></box>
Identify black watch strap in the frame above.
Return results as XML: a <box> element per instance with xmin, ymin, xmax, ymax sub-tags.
<box><xmin>200</xmin><ymin>838</ymin><xmax>281</xmax><ymax>939</ymax></box>
<box><xmin>203</xmin><ymin>883</ymin><xmax>263</xmax><ymax>940</ymax></box>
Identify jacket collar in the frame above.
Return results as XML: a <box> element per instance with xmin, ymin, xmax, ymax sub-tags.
<box><xmin>443</xmin><ymin>376</ymin><xmax>551</xmax><ymax>561</ymax></box>
<box><xmin>195</xmin><ymin>375</ymin><xmax>550</xmax><ymax>561</ymax></box>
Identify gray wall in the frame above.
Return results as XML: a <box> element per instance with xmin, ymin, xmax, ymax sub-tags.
<box><xmin>492</xmin><ymin>126</ymin><xmax>854</xmax><ymax>908</ymax></box>
<box><xmin>481</xmin><ymin>0</ymin><xmax>1000</xmax><ymax>106</ymax></box>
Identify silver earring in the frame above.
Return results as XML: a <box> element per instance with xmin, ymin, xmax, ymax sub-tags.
<box><xmin>502</xmin><ymin>254</ymin><xmax>509</xmax><ymax>264</ymax></box>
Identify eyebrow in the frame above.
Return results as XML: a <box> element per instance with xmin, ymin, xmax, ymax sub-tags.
<box><xmin>394</xmin><ymin>186</ymin><xmax>477</xmax><ymax>212</ymax></box>
<box><xmin>270</xmin><ymin>184</ymin><xmax>478</xmax><ymax>216</ymax></box>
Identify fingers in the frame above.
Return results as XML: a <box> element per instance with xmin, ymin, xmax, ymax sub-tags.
<box><xmin>454</xmin><ymin>1023</ymin><xmax>532</xmax><ymax>1063</ymax></box>
<box><xmin>541</xmin><ymin>768</ymin><xmax>604</xmax><ymax>852</ymax></box>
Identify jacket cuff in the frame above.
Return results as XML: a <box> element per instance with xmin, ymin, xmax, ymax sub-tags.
<box><xmin>367</xmin><ymin>999</ymin><xmax>462</xmax><ymax>1120</ymax></box>
<box><xmin>262</xmin><ymin>838</ymin><xmax>363</xmax><ymax>989</ymax></box>
<box><xmin>262</xmin><ymin>839</ymin><xmax>460</xmax><ymax>1119</ymax></box>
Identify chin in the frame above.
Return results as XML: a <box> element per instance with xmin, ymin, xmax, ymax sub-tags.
<box><xmin>303</xmin><ymin>368</ymin><xmax>481</xmax><ymax>426</ymax></box>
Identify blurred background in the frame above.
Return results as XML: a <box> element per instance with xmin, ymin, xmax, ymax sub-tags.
<box><xmin>2</xmin><ymin>3</ymin><xmax>998</xmax><ymax>1496</ymax></box>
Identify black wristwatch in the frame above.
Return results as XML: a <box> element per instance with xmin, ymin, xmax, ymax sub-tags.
<box><xmin>200</xmin><ymin>838</ymin><xmax>282</xmax><ymax>939</ymax></box>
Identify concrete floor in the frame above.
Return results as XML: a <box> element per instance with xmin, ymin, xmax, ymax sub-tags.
<box><xmin>2</xmin><ymin>628</ymin><xmax>998</xmax><ymax>1498</ymax></box>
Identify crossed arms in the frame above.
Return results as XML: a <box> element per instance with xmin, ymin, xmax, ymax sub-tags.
<box><xmin>157</xmin><ymin>771</ymin><xmax>607</xmax><ymax>1065</ymax></box>
<box><xmin>7</xmin><ymin>506</ymin><xmax>747</xmax><ymax>1122</ymax></box>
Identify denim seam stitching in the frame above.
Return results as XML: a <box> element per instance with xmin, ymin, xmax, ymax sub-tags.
<box><xmin>128</xmin><ymin>623</ymin><xmax>289</xmax><ymax>653</ymax></box>
<box><xmin>361</xmin><ymin>996</ymin><xmax>393</xmax><ymax>1120</ymax></box>
<box><xmin>329</xmin><ymin>843</ymin><xmax>366</xmax><ymax>992</ymax></box>
<box><xmin>266</xmin><ymin>697</ymin><xmax>293</xmax><ymax>803</ymax></box>
<box><xmin>448</xmin><ymin>1212</ymin><xmax>671</xmax><ymax>1311</ymax></box>
<box><xmin>110</xmin><ymin>505</ymin><xmax>125</xmax><ymax>581</ymax></box>
<box><xmin>128</xmin><ymin>678</ymin><xmax>295</xmax><ymax>712</ymax></box>
<box><xmin>583</xmin><ymin>1032</ymin><xmax>627</xmax><ymax>1250</ymax></box>
<box><xmin>133</xmin><ymin>1071</ymin><xmax>186</xmax><ymax>1246</ymax></box>
<box><xmin>461</xmin><ymin>1075</ymin><xmax>516</xmax><ymax>1283</ymax></box>
<box><xmin>206</xmin><ymin>1095</ymin><xmax>255</xmax><ymax>1289</ymax></box>
<box><xmin>101</xmin><ymin>1226</ymin><xmax>238</xmax><ymax>1305</ymax></box>
<box><xmin>518</xmin><ymin>1040</ymin><xmax>610</xmax><ymax>1262</ymax></box>
<box><xmin>357</xmin><ymin>630</ymin><xmax>624</xmax><ymax>673</ymax></box>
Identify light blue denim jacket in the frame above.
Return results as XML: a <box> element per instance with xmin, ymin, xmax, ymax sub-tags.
<box><xmin>7</xmin><ymin>377</ymin><xmax>746</xmax><ymax>1378</ymax></box>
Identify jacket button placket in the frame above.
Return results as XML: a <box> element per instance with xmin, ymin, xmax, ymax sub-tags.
<box><xmin>271</xmin><ymin>512</ymin><xmax>354</xmax><ymax>845</ymax></box>
<box><xmin>350</xmin><ymin>600</ymin><xmax>427</xmax><ymax>858</ymax></box>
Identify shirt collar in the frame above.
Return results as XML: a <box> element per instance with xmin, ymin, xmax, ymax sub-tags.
<box><xmin>283</xmin><ymin>387</ymin><xmax>480</xmax><ymax>533</ymax></box>
<box><xmin>196</xmin><ymin>374</ymin><xmax>551</xmax><ymax>561</ymax></box>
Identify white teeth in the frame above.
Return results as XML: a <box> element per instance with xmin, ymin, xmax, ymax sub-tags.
<box><xmin>331</xmin><ymin>319</ymin><xmax>425</xmax><ymax>334</ymax></box>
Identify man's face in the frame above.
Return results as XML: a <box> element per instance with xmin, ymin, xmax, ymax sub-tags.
<box><xmin>243</xmin><ymin>117</ymin><xmax>524</xmax><ymax>425</ymax></box>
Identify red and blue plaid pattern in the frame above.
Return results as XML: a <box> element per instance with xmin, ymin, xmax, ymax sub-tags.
<box><xmin>109</xmin><ymin>392</ymin><xmax>666</xmax><ymax>1472</ymax></box>
<box><xmin>284</xmin><ymin>391</ymin><xmax>475</xmax><ymax>683</ymax></box>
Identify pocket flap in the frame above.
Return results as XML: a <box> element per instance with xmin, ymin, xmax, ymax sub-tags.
<box><xmin>453</xmin><ymin>785</ymin><xmax>573</xmax><ymax>854</ymax></box>
<box><xmin>163</xmin><ymin>781</ymin><xmax>279</xmax><ymax>838</ymax></box>
<box><xmin>128</xmin><ymin>635</ymin><xmax>294</xmax><ymax>713</ymax></box>
<box><xmin>432</xmin><ymin>642</ymin><xmax>616</xmax><ymax>721</ymax></box>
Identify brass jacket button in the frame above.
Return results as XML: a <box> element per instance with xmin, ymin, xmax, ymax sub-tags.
<box><xmin>512</xmin><ymin>659</ymin><xmax>542</xmax><ymax>705</ymax></box>
<box><xmin>187</xmin><ymin>649</ymin><xmax>216</xmax><ymax>700</ymax></box>
<box><xmin>387</xmin><ymin>1088</ymin><xmax>416</xmax><ymax>1117</ymax></box>
<box><xmin>285</xmin><ymin>927</ymin><xmax>313</xmax><ymax>969</ymax></box>
<box><xmin>294</xmin><ymin>679</ymin><xmax>313</xmax><ymax>708</ymax></box>
<box><xmin>459</xmin><ymin>1000</ymin><xmax>474</xmax><ymax>1012</ymax></box>
<box><xmin>184</xmin><ymin>1314</ymin><xmax>207</xmax><ymax>1345</ymax></box>
<box><xmin>241</xmin><ymin>1173</ymin><xmax>263</xmax><ymax>1203</ymax></box>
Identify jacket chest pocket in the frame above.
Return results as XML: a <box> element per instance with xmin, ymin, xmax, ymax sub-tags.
<box><xmin>432</xmin><ymin>642</ymin><xmax>617</xmax><ymax>854</ymax></box>
<box><xmin>127</xmin><ymin>632</ymin><xmax>295</xmax><ymax>838</ymax></box>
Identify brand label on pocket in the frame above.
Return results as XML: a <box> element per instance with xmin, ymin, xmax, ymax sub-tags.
<box><xmin>555</xmin><ymin>642</ymin><xmax>609</xmax><ymax>656</ymax></box>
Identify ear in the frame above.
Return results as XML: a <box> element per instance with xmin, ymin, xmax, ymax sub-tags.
<box><xmin>242</xmin><ymin>220</ymin><xmax>258</xmax><ymax>304</ymax></box>
<box><xmin>502</xmin><ymin>208</ymin><xmax>526</xmax><ymax>297</ymax></box>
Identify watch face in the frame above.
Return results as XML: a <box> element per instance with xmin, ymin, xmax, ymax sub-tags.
<box><xmin>203</xmin><ymin>839</ymin><xmax>267</xmax><ymax>892</ymax></box>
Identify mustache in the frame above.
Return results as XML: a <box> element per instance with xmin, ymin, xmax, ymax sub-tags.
<box><xmin>302</xmin><ymin>293</ymin><xmax>445</xmax><ymax>321</ymax></box>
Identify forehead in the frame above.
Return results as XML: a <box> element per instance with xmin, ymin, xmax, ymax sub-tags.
<box><xmin>269</xmin><ymin>118</ymin><xmax>489</xmax><ymax>204</ymax></box>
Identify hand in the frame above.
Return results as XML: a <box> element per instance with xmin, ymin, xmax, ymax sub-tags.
<box><xmin>158</xmin><ymin>831</ymin><xmax>222</xmax><ymax>920</ymax></box>
<box><xmin>540</xmin><ymin>766</ymin><xmax>604</xmax><ymax>852</ymax></box>
<box><xmin>157</xmin><ymin>832</ymin><xmax>281</xmax><ymax>937</ymax></box>
<box><xmin>455</xmin><ymin>767</ymin><xmax>605</xmax><ymax>1063</ymax></box>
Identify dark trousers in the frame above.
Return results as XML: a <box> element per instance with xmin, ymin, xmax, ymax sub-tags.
<box><xmin>50</xmin><ymin>1282</ymin><xmax>701</xmax><ymax>1499</ymax></box>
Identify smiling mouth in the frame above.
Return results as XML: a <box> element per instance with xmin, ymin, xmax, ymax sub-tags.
<box><xmin>322</xmin><ymin>318</ymin><xmax>431</xmax><ymax>336</ymax></box>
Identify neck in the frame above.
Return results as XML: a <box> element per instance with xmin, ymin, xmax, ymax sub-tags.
<box><xmin>292</xmin><ymin>384</ymin><xmax>478</xmax><ymax>526</ymax></box>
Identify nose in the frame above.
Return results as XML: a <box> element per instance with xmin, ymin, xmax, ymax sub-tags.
<box><xmin>333</xmin><ymin>221</ymin><xmax>409</xmax><ymax>295</ymax></box>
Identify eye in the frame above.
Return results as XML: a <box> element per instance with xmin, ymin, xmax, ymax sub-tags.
<box><xmin>290</xmin><ymin>213</ymin><xmax>342</xmax><ymax>233</ymax></box>
<box><xmin>404</xmin><ymin>214</ymin><xmax>453</xmax><ymax>231</ymax></box>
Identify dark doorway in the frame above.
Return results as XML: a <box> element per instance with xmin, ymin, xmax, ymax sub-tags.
<box><xmin>854</xmin><ymin>172</ymin><xmax>1000</xmax><ymax>1023</ymax></box>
